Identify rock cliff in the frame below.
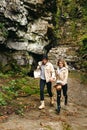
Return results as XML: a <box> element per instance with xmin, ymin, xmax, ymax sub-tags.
<box><xmin>0</xmin><ymin>0</ymin><xmax>56</xmax><ymax>71</ymax></box>
<box><xmin>48</xmin><ymin>0</ymin><xmax>87</xmax><ymax>70</ymax></box>
<box><xmin>0</xmin><ymin>0</ymin><xmax>87</xmax><ymax>72</ymax></box>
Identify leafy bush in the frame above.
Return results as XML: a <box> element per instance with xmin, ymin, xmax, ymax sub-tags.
<box><xmin>78</xmin><ymin>36</ymin><xmax>87</xmax><ymax>71</ymax></box>
<box><xmin>0</xmin><ymin>23</ymin><xmax>8</xmax><ymax>38</ymax></box>
<box><xmin>79</xmin><ymin>37</ymin><xmax>87</xmax><ymax>55</ymax></box>
<box><xmin>0</xmin><ymin>93</ymin><xmax>7</xmax><ymax>106</ymax></box>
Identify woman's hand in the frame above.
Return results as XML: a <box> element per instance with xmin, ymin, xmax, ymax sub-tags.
<box><xmin>49</xmin><ymin>77</ymin><xmax>55</xmax><ymax>82</ymax></box>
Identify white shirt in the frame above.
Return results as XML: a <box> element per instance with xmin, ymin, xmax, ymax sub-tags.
<box><xmin>40</xmin><ymin>65</ymin><xmax>46</xmax><ymax>80</ymax></box>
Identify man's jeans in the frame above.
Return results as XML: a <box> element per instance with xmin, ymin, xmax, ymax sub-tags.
<box><xmin>40</xmin><ymin>79</ymin><xmax>53</xmax><ymax>100</ymax></box>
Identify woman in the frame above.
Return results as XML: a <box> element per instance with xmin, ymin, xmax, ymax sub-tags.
<box><xmin>54</xmin><ymin>58</ymin><xmax>68</xmax><ymax>114</ymax></box>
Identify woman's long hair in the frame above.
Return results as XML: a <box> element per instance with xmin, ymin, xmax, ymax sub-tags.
<box><xmin>57</xmin><ymin>58</ymin><xmax>68</xmax><ymax>68</ymax></box>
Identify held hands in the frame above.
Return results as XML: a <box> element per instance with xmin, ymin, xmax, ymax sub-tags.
<box><xmin>49</xmin><ymin>77</ymin><xmax>56</xmax><ymax>82</ymax></box>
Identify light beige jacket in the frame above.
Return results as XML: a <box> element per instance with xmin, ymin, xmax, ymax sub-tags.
<box><xmin>38</xmin><ymin>61</ymin><xmax>56</xmax><ymax>83</ymax></box>
<box><xmin>56</xmin><ymin>67</ymin><xmax>68</xmax><ymax>85</ymax></box>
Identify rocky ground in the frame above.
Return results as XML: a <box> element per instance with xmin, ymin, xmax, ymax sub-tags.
<box><xmin>0</xmin><ymin>76</ymin><xmax>87</xmax><ymax>130</ymax></box>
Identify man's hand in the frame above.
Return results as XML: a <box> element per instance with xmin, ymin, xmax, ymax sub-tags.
<box><xmin>49</xmin><ymin>77</ymin><xmax>55</xmax><ymax>82</ymax></box>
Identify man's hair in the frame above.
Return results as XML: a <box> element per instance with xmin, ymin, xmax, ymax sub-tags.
<box><xmin>42</xmin><ymin>55</ymin><xmax>48</xmax><ymax>60</ymax></box>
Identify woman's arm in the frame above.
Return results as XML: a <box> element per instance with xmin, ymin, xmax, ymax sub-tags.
<box><xmin>50</xmin><ymin>64</ymin><xmax>56</xmax><ymax>82</ymax></box>
<box><xmin>62</xmin><ymin>69</ymin><xmax>68</xmax><ymax>85</ymax></box>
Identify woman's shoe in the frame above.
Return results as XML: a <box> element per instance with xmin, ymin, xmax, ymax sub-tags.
<box><xmin>56</xmin><ymin>106</ymin><xmax>61</xmax><ymax>114</ymax></box>
<box><xmin>65</xmin><ymin>96</ymin><xmax>68</xmax><ymax>105</ymax></box>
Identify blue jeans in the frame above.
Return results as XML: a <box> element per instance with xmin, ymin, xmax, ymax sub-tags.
<box><xmin>40</xmin><ymin>79</ymin><xmax>53</xmax><ymax>100</ymax></box>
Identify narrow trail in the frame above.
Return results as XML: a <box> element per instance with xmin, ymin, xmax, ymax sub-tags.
<box><xmin>0</xmin><ymin>77</ymin><xmax>87</xmax><ymax>130</ymax></box>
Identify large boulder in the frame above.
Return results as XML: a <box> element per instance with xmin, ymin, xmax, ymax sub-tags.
<box><xmin>48</xmin><ymin>45</ymin><xmax>79</xmax><ymax>69</ymax></box>
<box><xmin>7</xmin><ymin>18</ymin><xmax>50</xmax><ymax>54</ymax></box>
<box><xmin>4</xmin><ymin>0</ymin><xmax>28</xmax><ymax>26</ymax></box>
<box><xmin>23</xmin><ymin>0</ymin><xmax>44</xmax><ymax>5</ymax></box>
<box><xmin>0</xmin><ymin>0</ymin><xmax>56</xmax><ymax>71</ymax></box>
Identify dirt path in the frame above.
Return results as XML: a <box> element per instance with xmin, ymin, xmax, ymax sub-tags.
<box><xmin>0</xmin><ymin>77</ymin><xmax>87</xmax><ymax>130</ymax></box>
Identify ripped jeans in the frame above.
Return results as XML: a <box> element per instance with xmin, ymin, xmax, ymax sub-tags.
<box><xmin>57</xmin><ymin>84</ymin><xmax>68</xmax><ymax>106</ymax></box>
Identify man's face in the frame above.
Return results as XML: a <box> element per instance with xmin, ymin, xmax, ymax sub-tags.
<box><xmin>42</xmin><ymin>59</ymin><xmax>48</xmax><ymax>65</ymax></box>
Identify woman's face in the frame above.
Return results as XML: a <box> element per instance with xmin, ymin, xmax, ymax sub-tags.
<box><xmin>58</xmin><ymin>61</ymin><xmax>64</xmax><ymax>68</ymax></box>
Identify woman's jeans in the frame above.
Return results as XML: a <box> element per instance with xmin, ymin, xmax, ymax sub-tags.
<box><xmin>40</xmin><ymin>79</ymin><xmax>53</xmax><ymax>100</ymax></box>
<box><xmin>57</xmin><ymin>84</ymin><xmax>68</xmax><ymax>107</ymax></box>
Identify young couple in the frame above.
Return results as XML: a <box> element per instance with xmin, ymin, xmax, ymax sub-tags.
<box><xmin>37</xmin><ymin>55</ymin><xmax>68</xmax><ymax>114</ymax></box>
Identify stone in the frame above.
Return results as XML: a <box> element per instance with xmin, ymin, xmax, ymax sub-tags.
<box><xmin>0</xmin><ymin>0</ymin><xmax>60</xmax><ymax>70</ymax></box>
<box><xmin>0</xmin><ymin>54</ymin><xmax>8</xmax><ymax>66</ymax></box>
<box><xmin>15</xmin><ymin>18</ymin><xmax>50</xmax><ymax>54</ymax></box>
<box><xmin>48</xmin><ymin>46</ymin><xmax>79</xmax><ymax>69</ymax></box>
<box><xmin>23</xmin><ymin>0</ymin><xmax>44</xmax><ymax>5</ymax></box>
<box><xmin>27</xmin><ymin>19</ymin><xmax>49</xmax><ymax>36</ymax></box>
<box><xmin>4</xmin><ymin>1</ymin><xmax>28</xmax><ymax>25</ymax></box>
<box><xmin>12</xmin><ymin>51</ymin><xmax>33</xmax><ymax>66</ymax></box>
<box><xmin>7</xmin><ymin>40</ymin><xmax>28</xmax><ymax>50</ymax></box>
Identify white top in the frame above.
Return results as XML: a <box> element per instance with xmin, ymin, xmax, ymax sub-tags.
<box><xmin>40</xmin><ymin>65</ymin><xmax>46</xmax><ymax>80</ymax></box>
<box><xmin>56</xmin><ymin>67</ymin><xmax>68</xmax><ymax>85</ymax></box>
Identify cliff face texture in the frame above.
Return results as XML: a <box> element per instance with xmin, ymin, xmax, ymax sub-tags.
<box><xmin>0</xmin><ymin>0</ymin><xmax>56</xmax><ymax>71</ymax></box>
<box><xmin>0</xmin><ymin>0</ymin><xmax>87</xmax><ymax>72</ymax></box>
<box><xmin>48</xmin><ymin>0</ymin><xmax>87</xmax><ymax>70</ymax></box>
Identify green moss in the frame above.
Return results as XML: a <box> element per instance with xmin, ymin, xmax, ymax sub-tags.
<box><xmin>53</xmin><ymin>1</ymin><xmax>62</xmax><ymax>40</ymax></box>
<box><xmin>70</xmin><ymin>22</ymin><xmax>77</xmax><ymax>36</ymax></box>
<box><xmin>63</xmin><ymin>122</ymin><xmax>72</xmax><ymax>130</ymax></box>
<box><xmin>0</xmin><ymin>23</ymin><xmax>8</xmax><ymax>38</ymax></box>
<box><xmin>0</xmin><ymin>93</ymin><xmax>7</xmax><ymax>106</ymax></box>
<box><xmin>45</xmin><ymin>125</ymin><xmax>53</xmax><ymax>130</ymax></box>
<box><xmin>53</xmin><ymin>0</ymin><xmax>87</xmax><ymax>45</ymax></box>
<box><xmin>69</xmin><ymin>71</ymin><xmax>87</xmax><ymax>84</ymax></box>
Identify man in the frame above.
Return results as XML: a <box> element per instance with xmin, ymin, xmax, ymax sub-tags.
<box><xmin>38</xmin><ymin>55</ymin><xmax>56</xmax><ymax>109</ymax></box>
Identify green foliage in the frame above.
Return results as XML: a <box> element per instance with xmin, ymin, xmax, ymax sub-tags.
<box><xmin>0</xmin><ymin>72</ymin><xmax>10</xmax><ymax>79</ymax></box>
<box><xmin>80</xmin><ymin>73</ymin><xmax>87</xmax><ymax>84</ymax></box>
<box><xmin>0</xmin><ymin>73</ymin><xmax>40</xmax><ymax>108</ymax></box>
<box><xmin>69</xmin><ymin>71</ymin><xmax>87</xmax><ymax>84</ymax></box>
<box><xmin>70</xmin><ymin>21</ymin><xmax>77</xmax><ymax>38</ymax></box>
<box><xmin>54</xmin><ymin>8</ymin><xmax>60</xmax><ymax>34</ymax></box>
<box><xmin>63</xmin><ymin>122</ymin><xmax>72</xmax><ymax>130</ymax></box>
<box><xmin>0</xmin><ymin>23</ymin><xmax>8</xmax><ymax>38</ymax></box>
<box><xmin>15</xmin><ymin>105</ymin><xmax>24</xmax><ymax>116</ymax></box>
<box><xmin>68</xmin><ymin>2</ymin><xmax>79</xmax><ymax>19</ymax></box>
<box><xmin>53</xmin><ymin>0</ymin><xmax>87</xmax><ymax>42</ymax></box>
<box><xmin>79</xmin><ymin>36</ymin><xmax>87</xmax><ymax>55</ymax></box>
<box><xmin>78</xmin><ymin>36</ymin><xmax>87</xmax><ymax>71</ymax></box>
<box><xmin>0</xmin><ymin>93</ymin><xmax>7</xmax><ymax>106</ymax></box>
<box><xmin>22</xmin><ymin>86</ymin><xmax>39</xmax><ymax>95</ymax></box>
<box><xmin>1</xmin><ymin>60</ymin><xmax>20</xmax><ymax>74</ymax></box>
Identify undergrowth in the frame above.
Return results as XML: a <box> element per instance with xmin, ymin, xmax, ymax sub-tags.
<box><xmin>0</xmin><ymin>72</ymin><xmax>40</xmax><ymax>116</ymax></box>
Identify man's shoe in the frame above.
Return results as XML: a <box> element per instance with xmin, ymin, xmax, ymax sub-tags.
<box><xmin>39</xmin><ymin>101</ymin><xmax>45</xmax><ymax>109</ymax></box>
<box><xmin>50</xmin><ymin>97</ymin><xmax>54</xmax><ymax>105</ymax></box>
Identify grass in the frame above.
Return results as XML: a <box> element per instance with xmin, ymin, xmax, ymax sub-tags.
<box><xmin>63</xmin><ymin>122</ymin><xmax>72</xmax><ymax>130</ymax></box>
<box><xmin>0</xmin><ymin>72</ymin><xmax>40</xmax><ymax>116</ymax></box>
<box><xmin>0</xmin><ymin>70</ymin><xmax>86</xmax><ymax>116</ymax></box>
<box><xmin>0</xmin><ymin>22</ymin><xmax>8</xmax><ymax>38</ymax></box>
<box><xmin>45</xmin><ymin>125</ymin><xmax>53</xmax><ymax>130</ymax></box>
<box><xmin>69</xmin><ymin>70</ymin><xmax>87</xmax><ymax>84</ymax></box>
